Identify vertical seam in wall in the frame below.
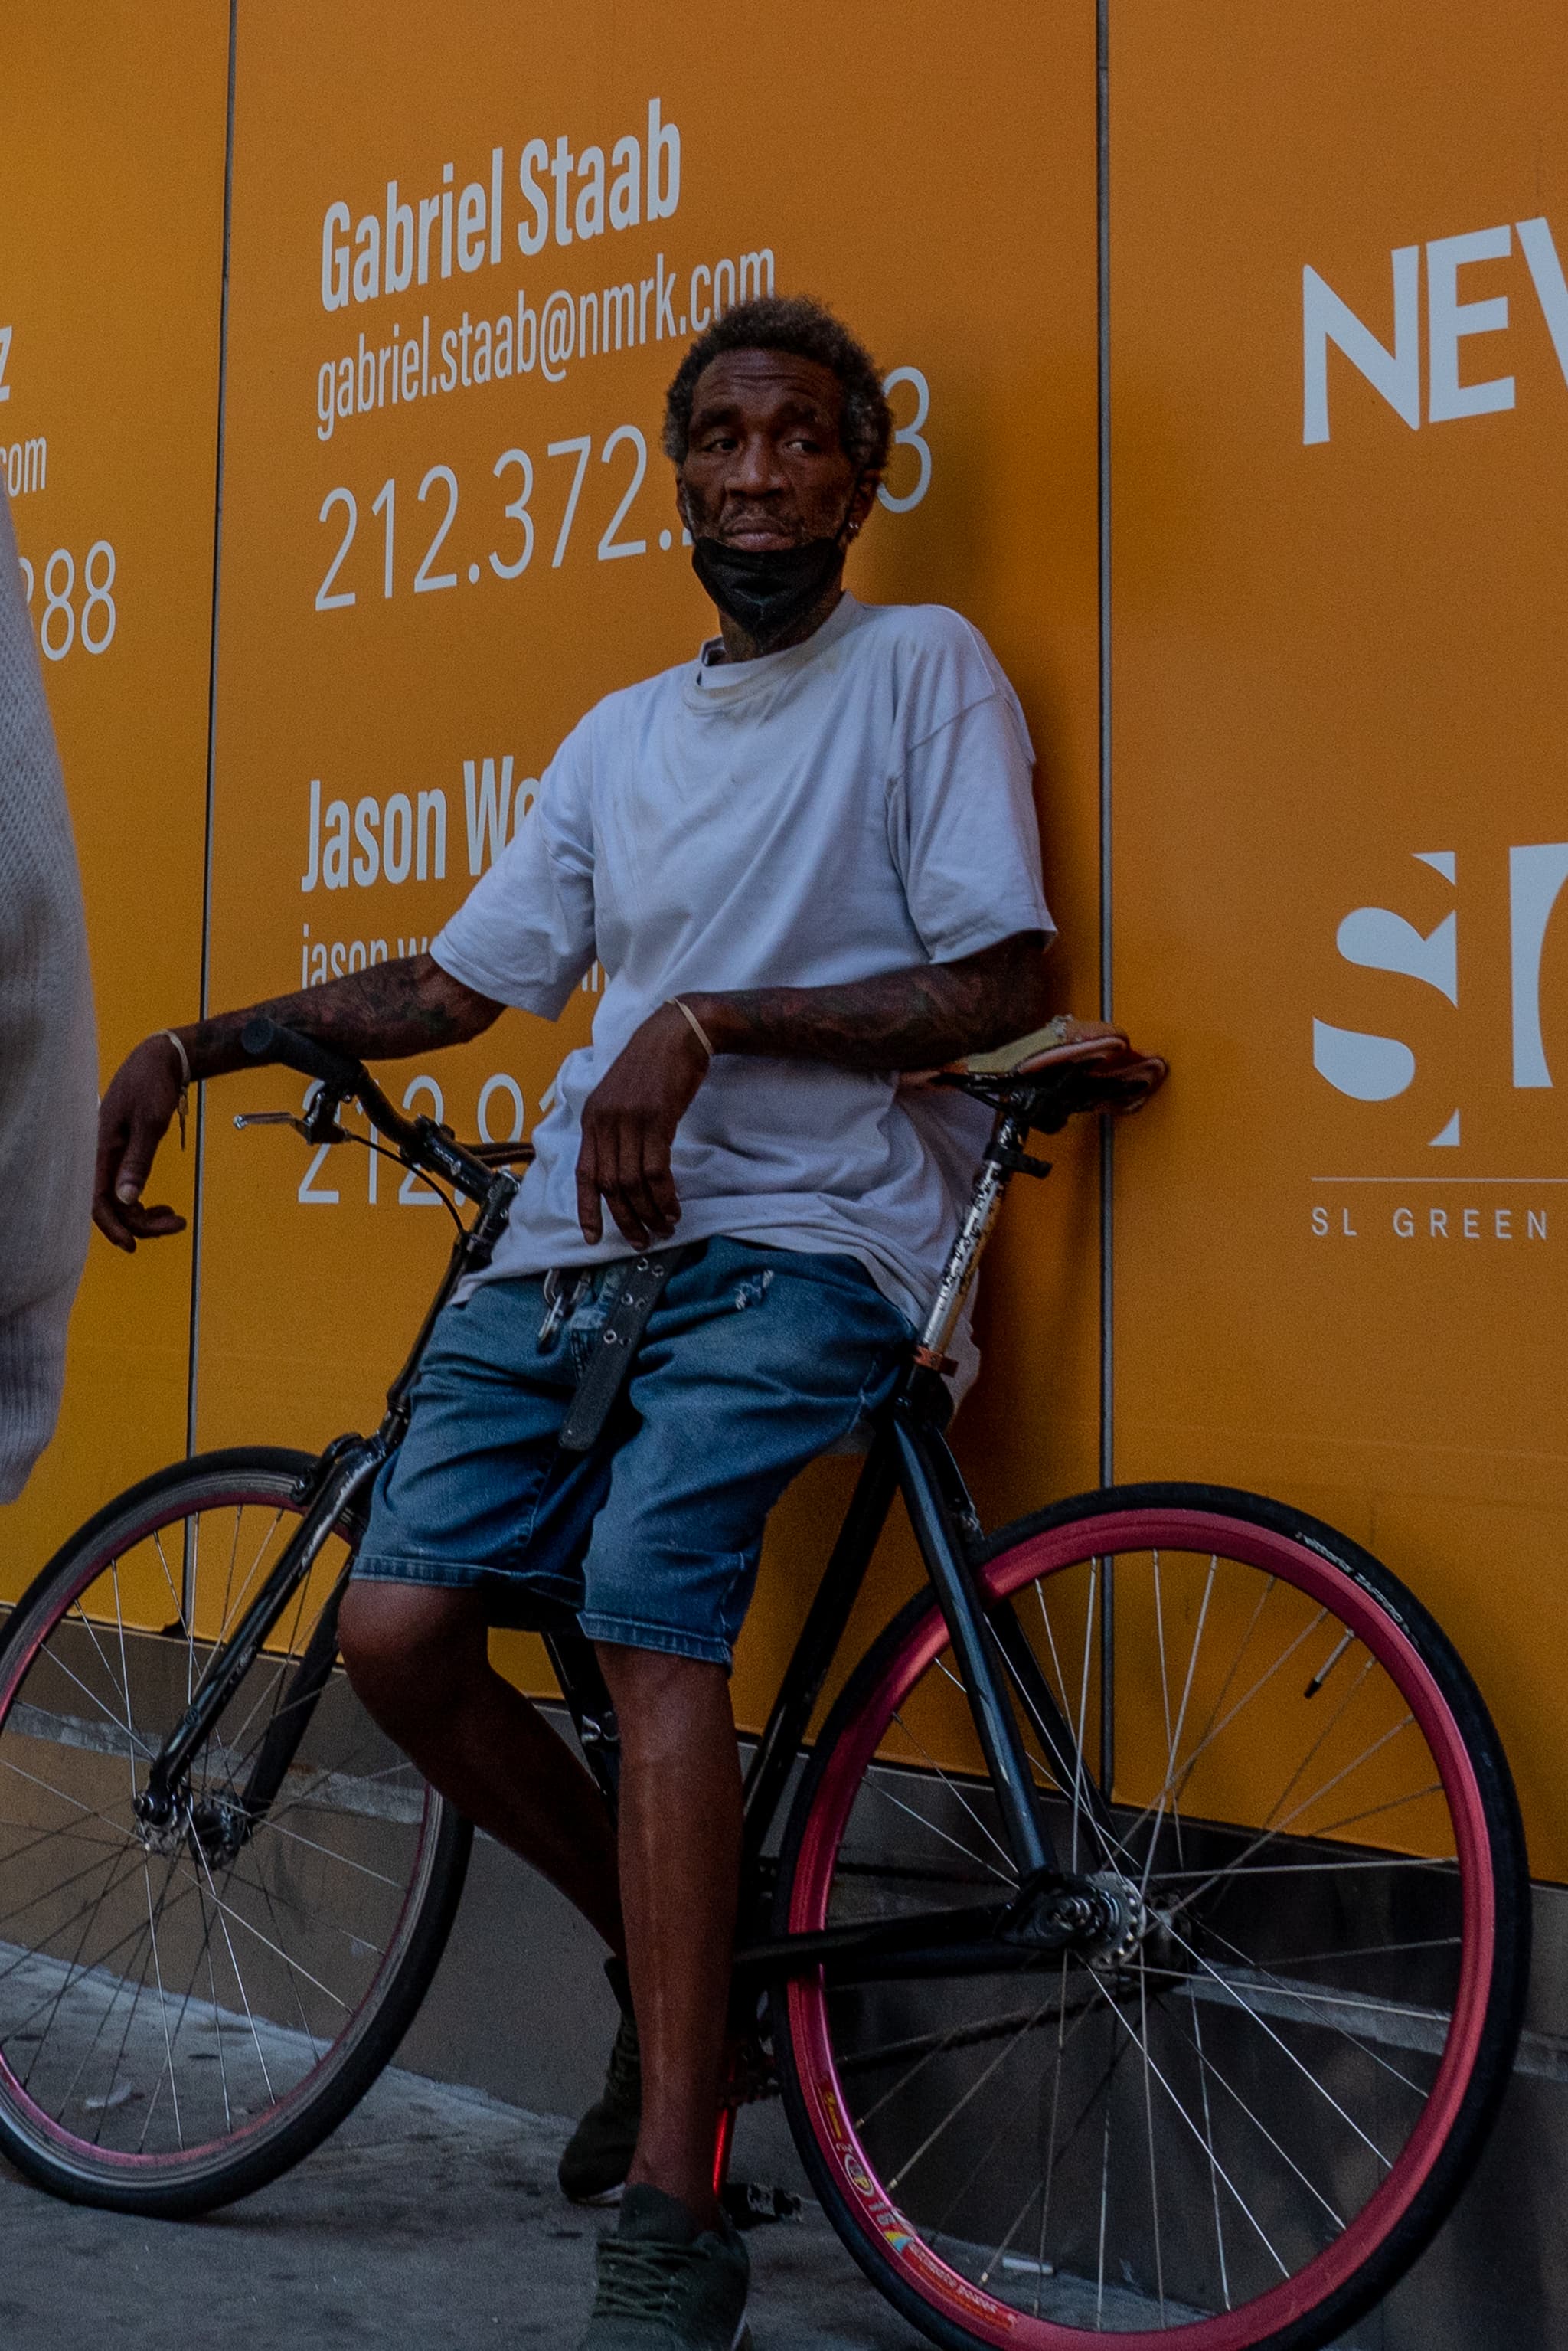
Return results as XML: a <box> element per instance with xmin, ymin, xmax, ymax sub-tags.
<box><xmin>185</xmin><ymin>0</ymin><xmax>239</xmax><ymax>1461</ymax></box>
<box><xmin>1096</xmin><ymin>0</ymin><xmax>1114</xmax><ymax>1490</ymax></box>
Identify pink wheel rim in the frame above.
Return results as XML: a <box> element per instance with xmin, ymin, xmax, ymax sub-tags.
<box><xmin>786</xmin><ymin>1509</ymin><xmax>1497</xmax><ymax>2349</ymax></box>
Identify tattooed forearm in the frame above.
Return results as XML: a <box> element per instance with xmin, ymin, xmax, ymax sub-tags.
<box><xmin>687</xmin><ymin>932</ymin><xmax>1051</xmax><ymax>1071</ymax></box>
<box><xmin>175</xmin><ymin>954</ymin><xmax>501</xmax><ymax>1082</ymax></box>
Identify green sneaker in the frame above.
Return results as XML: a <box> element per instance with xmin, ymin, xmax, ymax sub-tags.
<box><xmin>581</xmin><ymin>2185</ymin><xmax>752</xmax><ymax>2349</ymax></box>
<box><xmin>559</xmin><ymin>1958</ymin><xmax>641</xmax><ymax>2205</ymax></box>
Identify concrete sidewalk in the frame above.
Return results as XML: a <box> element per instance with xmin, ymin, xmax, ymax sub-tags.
<box><xmin>0</xmin><ymin>2060</ymin><xmax>924</xmax><ymax>2351</ymax></box>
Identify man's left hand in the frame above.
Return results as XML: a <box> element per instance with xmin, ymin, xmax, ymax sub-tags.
<box><xmin>575</xmin><ymin>1004</ymin><xmax>710</xmax><ymax>1247</ymax></box>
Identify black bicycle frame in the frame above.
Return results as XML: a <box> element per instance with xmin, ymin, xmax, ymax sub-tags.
<box><xmin>139</xmin><ymin>1020</ymin><xmax>1128</xmax><ymax>1981</ymax></box>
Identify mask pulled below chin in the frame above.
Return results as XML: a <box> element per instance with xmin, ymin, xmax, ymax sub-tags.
<box><xmin>690</xmin><ymin>533</ymin><xmax>846</xmax><ymax>652</ymax></box>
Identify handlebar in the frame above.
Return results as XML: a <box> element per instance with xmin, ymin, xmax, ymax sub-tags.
<box><xmin>240</xmin><ymin>1015</ymin><xmax>364</xmax><ymax>1100</ymax></box>
<box><xmin>239</xmin><ymin>1016</ymin><xmax>531</xmax><ymax>1205</ymax></box>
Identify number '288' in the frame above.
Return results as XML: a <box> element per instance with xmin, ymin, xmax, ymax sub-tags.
<box><xmin>18</xmin><ymin>542</ymin><xmax>118</xmax><ymax>661</ymax></box>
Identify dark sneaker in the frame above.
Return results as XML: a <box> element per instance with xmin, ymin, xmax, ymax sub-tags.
<box><xmin>560</xmin><ymin>1959</ymin><xmax>641</xmax><ymax>2205</ymax></box>
<box><xmin>581</xmin><ymin>2185</ymin><xmax>751</xmax><ymax>2349</ymax></box>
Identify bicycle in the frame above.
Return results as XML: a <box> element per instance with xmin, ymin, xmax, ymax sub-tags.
<box><xmin>0</xmin><ymin>1013</ymin><xmax>1529</xmax><ymax>2351</ymax></box>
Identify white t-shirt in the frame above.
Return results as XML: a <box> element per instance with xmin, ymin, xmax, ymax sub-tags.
<box><xmin>432</xmin><ymin>593</ymin><xmax>1052</xmax><ymax>1325</ymax></box>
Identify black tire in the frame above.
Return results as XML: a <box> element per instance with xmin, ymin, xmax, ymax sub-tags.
<box><xmin>772</xmin><ymin>1483</ymin><xmax>1529</xmax><ymax>2349</ymax></box>
<box><xmin>0</xmin><ymin>1448</ymin><xmax>472</xmax><ymax>2215</ymax></box>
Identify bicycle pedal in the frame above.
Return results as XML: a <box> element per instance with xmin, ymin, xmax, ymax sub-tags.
<box><xmin>721</xmin><ymin>2179</ymin><xmax>802</xmax><ymax>2231</ymax></box>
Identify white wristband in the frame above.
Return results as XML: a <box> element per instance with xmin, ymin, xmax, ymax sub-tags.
<box><xmin>668</xmin><ymin>996</ymin><xmax>715</xmax><ymax>1060</ymax></box>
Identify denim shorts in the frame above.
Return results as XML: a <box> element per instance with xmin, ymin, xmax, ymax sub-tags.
<box><xmin>351</xmin><ymin>1238</ymin><xmax>912</xmax><ymax>1667</ymax></box>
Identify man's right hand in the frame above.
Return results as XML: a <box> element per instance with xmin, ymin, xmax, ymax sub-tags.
<box><xmin>94</xmin><ymin>1036</ymin><xmax>191</xmax><ymax>1252</ymax></box>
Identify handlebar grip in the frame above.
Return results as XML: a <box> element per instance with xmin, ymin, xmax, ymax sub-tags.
<box><xmin>240</xmin><ymin>1017</ymin><xmax>366</xmax><ymax>1097</ymax></box>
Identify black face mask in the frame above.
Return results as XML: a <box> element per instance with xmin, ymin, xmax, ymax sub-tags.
<box><xmin>690</xmin><ymin>502</ymin><xmax>857</xmax><ymax>652</ymax></box>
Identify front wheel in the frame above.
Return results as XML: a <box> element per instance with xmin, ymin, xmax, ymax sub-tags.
<box><xmin>0</xmin><ymin>1447</ymin><xmax>472</xmax><ymax>2215</ymax></box>
<box><xmin>773</xmin><ymin>1483</ymin><xmax>1528</xmax><ymax>2350</ymax></box>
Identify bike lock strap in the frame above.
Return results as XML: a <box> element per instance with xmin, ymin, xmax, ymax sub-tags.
<box><xmin>557</xmin><ymin>1244</ymin><xmax>701</xmax><ymax>1454</ymax></box>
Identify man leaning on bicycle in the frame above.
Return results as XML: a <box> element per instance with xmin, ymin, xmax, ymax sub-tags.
<box><xmin>96</xmin><ymin>293</ymin><xmax>1053</xmax><ymax>2351</ymax></box>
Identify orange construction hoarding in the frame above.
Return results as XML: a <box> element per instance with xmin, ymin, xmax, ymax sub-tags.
<box><xmin>0</xmin><ymin>4</ymin><xmax>230</xmax><ymax>1582</ymax></box>
<box><xmin>1111</xmin><ymin>2</ymin><xmax>1568</xmax><ymax>1874</ymax></box>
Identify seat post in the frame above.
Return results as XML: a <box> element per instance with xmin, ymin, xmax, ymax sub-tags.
<box><xmin>909</xmin><ymin>1110</ymin><xmax>1031</xmax><ymax>1378</ymax></box>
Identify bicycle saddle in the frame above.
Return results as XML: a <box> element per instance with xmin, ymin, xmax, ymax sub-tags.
<box><xmin>939</xmin><ymin>1015</ymin><xmax>1168</xmax><ymax>1128</ymax></box>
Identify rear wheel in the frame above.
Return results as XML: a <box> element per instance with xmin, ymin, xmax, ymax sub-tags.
<box><xmin>0</xmin><ymin>1448</ymin><xmax>472</xmax><ymax>2215</ymax></box>
<box><xmin>773</xmin><ymin>1484</ymin><xmax>1527</xmax><ymax>2349</ymax></box>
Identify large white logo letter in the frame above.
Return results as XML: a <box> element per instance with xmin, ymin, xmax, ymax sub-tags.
<box><xmin>1314</xmin><ymin>853</ymin><xmax>1457</xmax><ymax>1137</ymax></box>
<box><xmin>1510</xmin><ymin>844</ymin><xmax>1568</xmax><ymax>1087</ymax></box>
<box><xmin>1303</xmin><ymin>247</ymin><xmax>1421</xmax><ymax>444</ymax></box>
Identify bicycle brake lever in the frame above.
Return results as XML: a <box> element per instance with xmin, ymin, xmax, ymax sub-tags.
<box><xmin>233</xmin><ymin>1110</ymin><xmax>311</xmax><ymax>1135</ymax></box>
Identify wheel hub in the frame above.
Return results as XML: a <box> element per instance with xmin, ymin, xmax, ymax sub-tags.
<box><xmin>132</xmin><ymin>1785</ymin><xmax>246</xmax><ymax>1863</ymax></box>
<box><xmin>1083</xmin><ymin>1870</ymin><xmax>1148</xmax><ymax>1968</ymax></box>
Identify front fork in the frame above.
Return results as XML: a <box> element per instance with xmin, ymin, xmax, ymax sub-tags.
<box><xmin>133</xmin><ymin>1434</ymin><xmax>387</xmax><ymax>1840</ymax></box>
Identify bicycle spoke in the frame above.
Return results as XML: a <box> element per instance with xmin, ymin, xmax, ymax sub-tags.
<box><xmin>1157</xmin><ymin>1913</ymin><xmax>1394</xmax><ymax>2169</ymax></box>
<box><xmin>1138</xmin><ymin>1960</ymin><xmax>1167</xmax><ymax>2320</ymax></box>
<box><xmin>1008</xmin><ymin>1605</ymin><xmax>1121</xmax><ymax>1874</ymax></box>
<box><xmin>181</xmin><ymin>1836</ymin><xmax>281</xmax><ymax>2111</ymax></box>
<box><xmin>860</xmin><ymin>1772</ymin><xmax>1013</xmax><ymax>1887</ymax></box>
<box><xmin>1159</xmin><ymin>1995</ymin><xmax>1347</xmax><ymax>2230</ymax></box>
<box><xmin>1187</xmin><ymin>1908</ymin><xmax>1439</xmax><ymax>2098</ymax></box>
<box><xmin>887</xmin><ymin>1705</ymin><xmax>1014</xmax><ymax>1877</ymax></box>
<box><xmin>0</xmin><ymin>1835</ymin><xmax>136</xmax><ymax>1944</ymax></box>
<box><xmin>89</xmin><ymin>1872</ymin><xmax>164</xmax><ymax>2144</ymax></box>
<box><xmin>204</xmin><ymin>1886</ymin><xmax>234</xmax><ymax>2130</ymax></box>
<box><xmin>171</xmin><ymin>1849</ymin><xmax>352</xmax><ymax>2016</ymax></box>
<box><xmin>220</xmin><ymin>1836</ymin><xmax>389</xmax><ymax>1968</ymax></box>
<box><xmin>1117</xmin><ymin>1603</ymin><xmax>1331</xmax><ymax>1866</ymax></box>
<box><xmin>181</xmin><ymin>1508</ymin><xmax>290</xmax><ymax>1725</ymax></box>
<box><xmin>1168</xmin><ymin>1725</ymin><xmax>1423</xmax><ymax>1921</ymax></box>
<box><xmin>1082</xmin><ymin>1967</ymin><xmax>1294</xmax><ymax>2284</ymax></box>
<box><xmin>843</xmin><ymin>1991</ymin><xmax>1087</xmax><ymax>2083</ymax></box>
<box><xmin>1036</xmin><ymin>1954</ymin><xmax>1072</xmax><ymax>2313</ymax></box>
<box><xmin>1266</xmin><ymin>1934</ymin><xmax>1462</xmax><ymax>1973</ymax></box>
<box><xmin>150</xmin><ymin>1528</ymin><xmax>184</xmax><ymax>1632</ymax></box>
<box><xmin>0</xmin><ymin>1804</ymin><xmax>124</xmax><ymax>1886</ymax></box>
<box><xmin>3</xmin><ymin>1862</ymin><xmax>201</xmax><ymax>2048</ymax></box>
<box><xmin>887</xmin><ymin>1991</ymin><xmax>1060</xmax><ymax>2196</ymax></box>
<box><xmin>14</xmin><ymin>1845</ymin><xmax>146</xmax><ymax>2085</ymax></box>
<box><xmin>1071</xmin><ymin>1562</ymin><xmax>1097</xmax><ymax>1874</ymax></box>
<box><xmin>1141</xmin><ymin>1552</ymin><xmax>1216</xmax><ymax>1905</ymax></box>
<box><xmin>64</xmin><ymin>1596</ymin><xmax>139</xmax><ymax>1739</ymax></box>
<box><xmin>141</xmin><ymin>1868</ymin><xmax>183</xmax><ymax>2150</ymax></box>
<box><xmin>1096</xmin><ymin>2075</ymin><xmax>1112</xmax><ymax>2325</ymax></box>
<box><xmin>247</xmin><ymin>1813</ymin><xmax>403</xmax><ymax>1893</ymax></box>
<box><xmin>1188</xmin><ymin>1982</ymin><xmax>1232</xmax><ymax>2310</ymax></box>
<box><xmin>22</xmin><ymin>1637</ymin><xmax>152</xmax><ymax>1764</ymax></box>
